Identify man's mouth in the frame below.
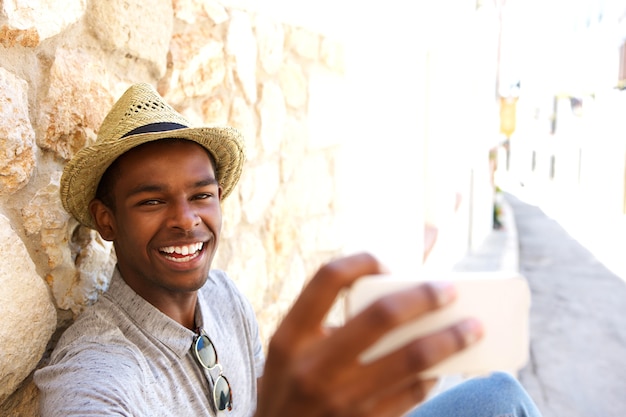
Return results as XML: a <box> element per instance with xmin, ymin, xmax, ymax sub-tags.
<box><xmin>159</xmin><ymin>242</ymin><xmax>205</xmax><ymax>263</ymax></box>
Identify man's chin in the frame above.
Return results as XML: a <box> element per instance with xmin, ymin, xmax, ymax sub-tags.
<box><xmin>172</xmin><ymin>270</ymin><xmax>210</xmax><ymax>292</ymax></box>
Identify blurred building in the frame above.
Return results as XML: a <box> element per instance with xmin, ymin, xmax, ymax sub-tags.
<box><xmin>505</xmin><ymin>0</ymin><xmax>626</xmax><ymax>221</ymax></box>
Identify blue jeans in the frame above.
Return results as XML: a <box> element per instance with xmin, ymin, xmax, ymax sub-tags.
<box><xmin>406</xmin><ymin>372</ymin><xmax>542</xmax><ymax>417</ymax></box>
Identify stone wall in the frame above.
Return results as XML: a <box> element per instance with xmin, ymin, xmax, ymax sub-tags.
<box><xmin>0</xmin><ymin>0</ymin><xmax>345</xmax><ymax>414</ymax></box>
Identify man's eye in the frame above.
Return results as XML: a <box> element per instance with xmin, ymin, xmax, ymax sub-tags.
<box><xmin>140</xmin><ymin>199</ymin><xmax>161</xmax><ymax>206</ymax></box>
<box><xmin>194</xmin><ymin>193</ymin><xmax>212</xmax><ymax>200</ymax></box>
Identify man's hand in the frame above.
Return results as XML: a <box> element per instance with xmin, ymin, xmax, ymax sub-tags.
<box><xmin>255</xmin><ymin>253</ymin><xmax>483</xmax><ymax>417</ymax></box>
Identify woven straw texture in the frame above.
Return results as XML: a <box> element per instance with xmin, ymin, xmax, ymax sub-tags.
<box><xmin>60</xmin><ymin>83</ymin><xmax>245</xmax><ymax>229</ymax></box>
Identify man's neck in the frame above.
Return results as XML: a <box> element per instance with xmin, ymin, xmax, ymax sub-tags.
<box><xmin>117</xmin><ymin>270</ymin><xmax>200</xmax><ymax>330</ymax></box>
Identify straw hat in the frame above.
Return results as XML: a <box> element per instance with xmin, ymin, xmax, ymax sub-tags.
<box><xmin>60</xmin><ymin>83</ymin><xmax>245</xmax><ymax>230</ymax></box>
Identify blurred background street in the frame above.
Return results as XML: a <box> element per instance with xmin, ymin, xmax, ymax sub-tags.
<box><xmin>446</xmin><ymin>176</ymin><xmax>626</xmax><ymax>417</ymax></box>
<box><xmin>509</xmin><ymin>188</ymin><xmax>626</xmax><ymax>417</ymax></box>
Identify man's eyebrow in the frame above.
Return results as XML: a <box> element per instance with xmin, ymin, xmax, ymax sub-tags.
<box><xmin>194</xmin><ymin>178</ymin><xmax>219</xmax><ymax>188</ymax></box>
<box><xmin>126</xmin><ymin>178</ymin><xmax>219</xmax><ymax>197</ymax></box>
<box><xmin>126</xmin><ymin>183</ymin><xmax>166</xmax><ymax>197</ymax></box>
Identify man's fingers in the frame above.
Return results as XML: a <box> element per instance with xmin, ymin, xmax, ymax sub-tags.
<box><xmin>307</xmin><ymin>281</ymin><xmax>458</xmax><ymax>372</ymax></box>
<box><xmin>274</xmin><ymin>253</ymin><xmax>385</xmax><ymax>345</ymax></box>
<box><xmin>319</xmin><ymin>319</ymin><xmax>484</xmax><ymax>413</ymax></box>
<box><xmin>283</xmin><ymin>319</ymin><xmax>483</xmax><ymax>417</ymax></box>
<box><xmin>398</xmin><ymin>318</ymin><xmax>484</xmax><ymax>373</ymax></box>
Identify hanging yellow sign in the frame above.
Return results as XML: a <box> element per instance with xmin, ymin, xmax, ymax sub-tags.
<box><xmin>499</xmin><ymin>96</ymin><xmax>518</xmax><ymax>138</ymax></box>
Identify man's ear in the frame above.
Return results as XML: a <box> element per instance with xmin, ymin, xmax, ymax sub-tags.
<box><xmin>89</xmin><ymin>199</ymin><xmax>116</xmax><ymax>241</ymax></box>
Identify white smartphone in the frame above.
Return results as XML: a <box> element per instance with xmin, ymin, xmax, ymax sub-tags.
<box><xmin>344</xmin><ymin>271</ymin><xmax>531</xmax><ymax>378</ymax></box>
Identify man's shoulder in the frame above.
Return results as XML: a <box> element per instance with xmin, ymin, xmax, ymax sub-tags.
<box><xmin>51</xmin><ymin>296</ymin><xmax>139</xmax><ymax>361</ymax></box>
<box><xmin>34</xmin><ymin>304</ymin><xmax>153</xmax><ymax>417</ymax></box>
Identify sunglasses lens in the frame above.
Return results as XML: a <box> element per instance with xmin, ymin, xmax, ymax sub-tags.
<box><xmin>195</xmin><ymin>335</ymin><xmax>217</xmax><ymax>369</ymax></box>
<box><xmin>194</xmin><ymin>331</ymin><xmax>233</xmax><ymax>411</ymax></box>
<box><xmin>214</xmin><ymin>375</ymin><xmax>233</xmax><ymax>411</ymax></box>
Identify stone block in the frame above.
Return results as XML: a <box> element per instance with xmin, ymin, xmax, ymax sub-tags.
<box><xmin>22</xmin><ymin>172</ymin><xmax>68</xmax><ymax>236</ymax></box>
<box><xmin>0</xmin><ymin>214</ymin><xmax>56</xmax><ymax>403</ymax></box>
<box><xmin>201</xmin><ymin>93</ymin><xmax>229</xmax><ymax>124</ymax></box>
<box><xmin>254</xmin><ymin>16</ymin><xmax>284</xmax><ymax>75</ymax></box>
<box><xmin>173</xmin><ymin>0</ymin><xmax>228</xmax><ymax>24</ymax></box>
<box><xmin>0</xmin><ymin>24</ymin><xmax>39</xmax><ymax>48</ymax></box>
<box><xmin>86</xmin><ymin>0</ymin><xmax>172</xmax><ymax>77</ymax></box>
<box><xmin>48</xmin><ymin>224</ymin><xmax>114</xmax><ymax>314</ymax></box>
<box><xmin>170</xmin><ymin>29</ymin><xmax>226</xmax><ymax>99</ymax></box>
<box><xmin>1</xmin><ymin>0</ymin><xmax>85</xmax><ymax>45</ymax></box>
<box><xmin>37</xmin><ymin>48</ymin><xmax>112</xmax><ymax>160</ymax></box>
<box><xmin>0</xmin><ymin>68</ymin><xmax>35</xmax><ymax>194</ymax></box>
<box><xmin>0</xmin><ymin>377</ymin><xmax>39</xmax><ymax>417</ymax></box>
<box><xmin>202</xmin><ymin>0</ymin><xmax>229</xmax><ymax>24</ymax></box>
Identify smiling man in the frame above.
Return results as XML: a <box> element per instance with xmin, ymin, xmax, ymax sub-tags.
<box><xmin>34</xmin><ymin>83</ymin><xmax>542</xmax><ymax>417</ymax></box>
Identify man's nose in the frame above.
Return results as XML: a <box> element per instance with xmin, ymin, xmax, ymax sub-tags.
<box><xmin>168</xmin><ymin>200</ymin><xmax>200</xmax><ymax>231</ymax></box>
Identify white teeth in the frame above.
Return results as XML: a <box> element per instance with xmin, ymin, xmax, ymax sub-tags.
<box><xmin>160</xmin><ymin>242</ymin><xmax>204</xmax><ymax>256</ymax></box>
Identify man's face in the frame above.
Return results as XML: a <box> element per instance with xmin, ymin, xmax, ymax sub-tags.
<box><xmin>91</xmin><ymin>140</ymin><xmax>223</xmax><ymax>302</ymax></box>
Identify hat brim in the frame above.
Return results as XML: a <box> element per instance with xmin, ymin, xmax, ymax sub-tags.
<box><xmin>60</xmin><ymin>126</ymin><xmax>244</xmax><ymax>230</ymax></box>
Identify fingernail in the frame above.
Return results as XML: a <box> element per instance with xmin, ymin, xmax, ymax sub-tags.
<box><xmin>429</xmin><ymin>281</ymin><xmax>456</xmax><ymax>306</ymax></box>
<box><xmin>459</xmin><ymin>318</ymin><xmax>484</xmax><ymax>347</ymax></box>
